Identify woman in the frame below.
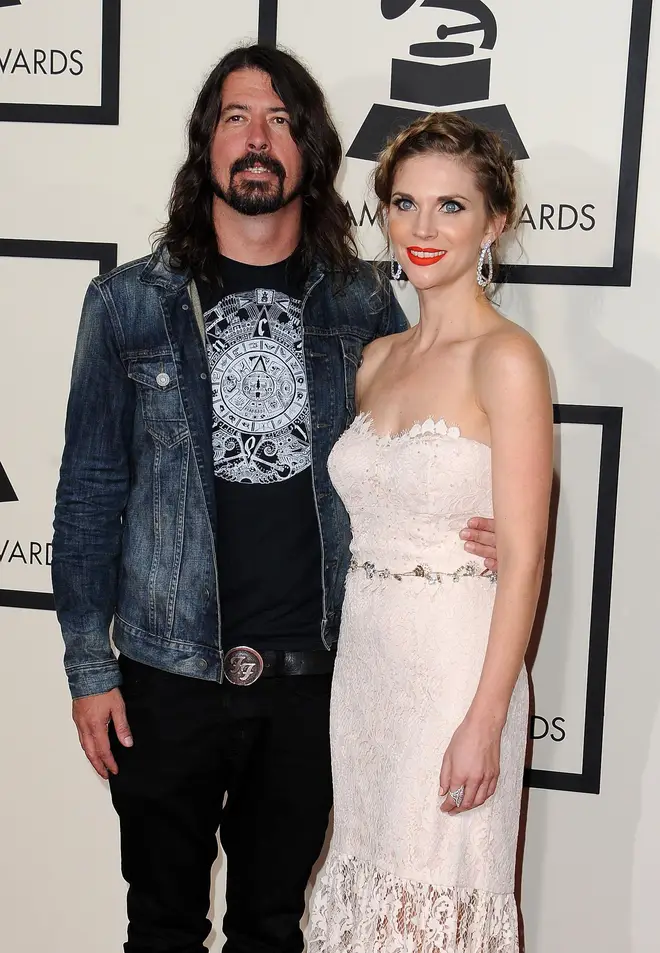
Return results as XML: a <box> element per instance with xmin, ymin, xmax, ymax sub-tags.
<box><xmin>308</xmin><ymin>113</ymin><xmax>553</xmax><ymax>952</ymax></box>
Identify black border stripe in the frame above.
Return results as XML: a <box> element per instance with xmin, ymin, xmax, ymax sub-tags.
<box><xmin>0</xmin><ymin>239</ymin><xmax>117</xmax><ymax>274</ymax></box>
<box><xmin>609</xmin><ymin>0</ymin><xmax>653</xmax><ymax>285</ymax></box>
<box><xmin>99</xmin><ymin>0</ymin><xmax>122</xmax><ymax>124</ymax></box>
<box><xmin>0</xmin><ymin>0</ymin><xmax>121</xmax><ymax>125</ymax></box>
<box><xmin>525</xmin><ymin>404</ymin><xmax>622</xmax><ymax>794</ymax></box>
<box><xmin>0</xmin><ymin>239</ymin><xmax>115</xmax><ymax>613</ymax></box>
<box><xmin>0</xmin><ymin>590</ymin><xmax>55</xmax><ymax>611</ymax></box>
<box><xmin>258</xmin><ymin>0</ymin><xmax>279</xmax><ymax>45</ymax></box>
<box><xmin>580</xmin><ymin>405</ymin><xmax>622</xmax><ymax>793</ymax></box>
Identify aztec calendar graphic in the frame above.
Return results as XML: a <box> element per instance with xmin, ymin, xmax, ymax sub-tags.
<box><xmin>205</xmin><ymin>288</ymin><xmax>311</xmax><ymax>484</ymax></box>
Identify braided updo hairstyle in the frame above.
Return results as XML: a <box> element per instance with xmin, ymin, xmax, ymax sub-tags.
<box><xmin>373</xmin><ymin>112</ymin><xmax>518</xmax><ymax>289</ymax></box>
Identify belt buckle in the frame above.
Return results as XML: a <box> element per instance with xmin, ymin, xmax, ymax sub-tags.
<box><xmin>224</xmin><ymin>646</ymin><xmax>264</xmax><ymax>686</ymax></box>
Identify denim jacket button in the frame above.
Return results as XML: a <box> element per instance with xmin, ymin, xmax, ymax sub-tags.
<box><xmin>156</xmin><ymin>372</ymin><xmax>170</xmax><ymax>387</ymax></box>
<box><xmin>182</xmin><ymin>303</ymin><xmax>189</xmax><ymax>311</ymax></box>
<box><xmin>196</xmin><ymin>658</ymin><xmax>207</xmax><ymax>671</ymax></box>
<box><xmin>200</xmin><ymin>372</ymin><xmax>207</xmax><ymax>380</ymax></box>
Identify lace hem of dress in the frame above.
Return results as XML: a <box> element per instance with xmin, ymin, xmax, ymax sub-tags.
<box><xmin>308</xmin><ymin>853</ymin><xmax>519</xmax><ymax>953</ymax></box>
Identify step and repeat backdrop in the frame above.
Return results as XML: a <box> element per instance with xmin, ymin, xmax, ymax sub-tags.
<box><xmin>1</xmin><ymin>2</ymin><xmax>659</xmax><ymax>951</ymax></box>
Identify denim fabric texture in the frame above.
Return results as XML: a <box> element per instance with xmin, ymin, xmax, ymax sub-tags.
<box><xmin>52</xmin><ymin>248</ymin><xmax>408</xmax><ymax>697</ymax></box>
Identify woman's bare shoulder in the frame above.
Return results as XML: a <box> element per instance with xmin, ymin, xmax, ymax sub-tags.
<box><xmin>357</xmin><ymin>330</ymin><xmax>411</xmax><ymax>405</ymax></box>
<box><xmin>473</xmin><ymin>316</ymin><xmax>551</xmax><ymax>421</ymax></box>
<box><xmin>475</xmin><ymin>316</ymin><xmax>547</xmax><ymax>375</ymax></box>
<box><xmin>361</xmin><ymin>327</ymin><xmax>410</xmax><ymax>369</ymax></box>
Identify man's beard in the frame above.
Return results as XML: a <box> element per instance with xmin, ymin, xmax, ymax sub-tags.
<box><xmin>211</xmin><ymin>152</ymin><xmax>301</xmax><ymax>216</ymax></box>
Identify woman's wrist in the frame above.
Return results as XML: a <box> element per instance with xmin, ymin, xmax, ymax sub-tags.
<box><xmin>465</xmin><ymin>697</ymin><xmax>508</xmax><ymax>734</ymax></box>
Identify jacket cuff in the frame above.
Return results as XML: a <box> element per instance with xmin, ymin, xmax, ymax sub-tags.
<box><xmin>65</xmin><ymin>658</ymin><xmax>122</xmax><ymax>699</ymax></box>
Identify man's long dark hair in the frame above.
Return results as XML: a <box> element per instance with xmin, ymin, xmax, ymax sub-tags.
<box><xmin>155</xmin><ymin>45</ymin><xmax>358</xmax><ymax>285</ymax></box>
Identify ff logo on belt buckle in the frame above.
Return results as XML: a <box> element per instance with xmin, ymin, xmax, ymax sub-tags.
<box><xmin>224</xmin><ymin>646</ymin><xmax>264</xmax><ymax>686</ymax></box>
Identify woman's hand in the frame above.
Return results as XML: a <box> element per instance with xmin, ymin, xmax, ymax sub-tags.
<box><xmin>439</xmin><ymin>715</ymin><xmax>502</xmax><ymax>814</ymax></box>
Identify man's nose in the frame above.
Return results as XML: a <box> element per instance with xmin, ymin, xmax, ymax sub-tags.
<box><xmin>246</xmin><ymin>119</ymin><xmax>271</xmax><ymax>153</ymax></box>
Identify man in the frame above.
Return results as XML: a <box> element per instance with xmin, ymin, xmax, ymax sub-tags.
<box><xmin>52</xmin><ymin>44</ymin><xmax>498</xmax><ymax>953</ymax></box>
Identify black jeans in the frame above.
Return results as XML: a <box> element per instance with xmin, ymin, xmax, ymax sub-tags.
<box><xmin>109</xmin><ymin>655</ymin><xmax>333</xmax><ymax>953</ymax></box>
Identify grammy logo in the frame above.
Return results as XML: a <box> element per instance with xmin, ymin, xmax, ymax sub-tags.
<box><xmin>348</xmin><ymin>0</ymin><xmax>528</xmax><ymax>161</ymax></box>
<box><xmin>0</xmin><ymin>461</ymin><xmax>18</xmax><ymax>504</ymax></box>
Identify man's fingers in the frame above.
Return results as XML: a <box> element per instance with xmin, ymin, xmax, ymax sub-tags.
<box><xmin>79</xmin><ymin>730</ymin><xmax>110</xmax><ymax>780</ymax></box>
<box><xmin>72</xmin><ymin>689</ymin><xmax>128</xmax><ymax>775</ymax></box>
<box><xmin>465</xmin><ymin>540</ymin><xmax>496</xmax><ymax>562</ymax></box>
<box><xmin>467</xmin><ymin>517</ymin><xmax>495</xmax><ymax>533</ymax></box>
<box><xmin>110</xmin><ymin>701</ymin><xmax>133</xmax><ymax>748</ymax></box>
<box><xmin>91</xmin><ymin>724</ymin><xmax>119</xmax><ymax>776</ymax></box>
<box><xmin>461</xmin><ymin>528</ymin><xmax>495</xmax><ymax>550</ymax></box>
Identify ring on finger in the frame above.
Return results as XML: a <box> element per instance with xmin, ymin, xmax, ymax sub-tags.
<box><xmin>449</xmin><ymin>785</ymin><xmax>465</xmax><ymax>808</ymax></box>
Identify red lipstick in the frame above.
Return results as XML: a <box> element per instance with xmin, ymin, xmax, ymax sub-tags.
<box><xmin>406</xmin><ymin>247</ymin><xmax>447</xmax><ymax>266</ymax></box>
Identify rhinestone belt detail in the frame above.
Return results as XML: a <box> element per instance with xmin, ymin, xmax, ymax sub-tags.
<box><xmin>348</xmin><ymin>557</ymin><xmax>497</xmax><ymax>585</ymax></box>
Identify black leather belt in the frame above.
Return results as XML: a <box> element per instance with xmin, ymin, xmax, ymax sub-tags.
<box><xmin>223</xmin><ymin>645</ymin><xmax>336</xmax><ymax>686</ymax></box>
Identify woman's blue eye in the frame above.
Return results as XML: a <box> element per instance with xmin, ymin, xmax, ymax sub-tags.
<box><xmin>394</xmin><ymin>198</ymin><xmax>414</xmax><ymax>211</ymax></box>
<box><xmin>442</xmin><ymin>200</ymin><xmax>463</xmax><ymax>213</ymax></box>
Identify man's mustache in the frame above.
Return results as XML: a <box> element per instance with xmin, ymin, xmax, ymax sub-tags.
<box><xmin>230</xmin><ymin>152</ymin><xmax>286</xmax><ymax>181</ymax></box>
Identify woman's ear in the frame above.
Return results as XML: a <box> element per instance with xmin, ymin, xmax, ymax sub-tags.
<box><xmin>484</xmin><ymin>212</ymin><xmax>507</xmax><ymax>246</ymax></box>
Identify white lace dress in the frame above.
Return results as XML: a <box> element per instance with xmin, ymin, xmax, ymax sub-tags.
<box><xmin>307</xmin><ymin>414</ymin><xmax>528</xmax><ymax>953</ymax></box>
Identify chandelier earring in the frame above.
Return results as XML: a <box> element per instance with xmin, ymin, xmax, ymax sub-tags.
<box><xmin>390</xmin><ymin>248</ymin><xmax>403</xmax><ymax>280</ymax></box>
<box><xmin>477</xmin><ymin>241</ymin><xmax>494</xmax><ymax>288</ymax></box>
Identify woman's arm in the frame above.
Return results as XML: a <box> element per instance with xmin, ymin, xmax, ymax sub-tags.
<box><xmin>440</xmin><ymin>328</ymin><xmax>553</xmax><ymax>813</ymax></box>
<box><xmin>470</xmin><ymin>330</ymin><xmax>553</xmax><ymax>722</ymax></box>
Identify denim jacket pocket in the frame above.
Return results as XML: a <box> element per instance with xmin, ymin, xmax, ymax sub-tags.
<box><xmin>127</xmin><ymin>358</ymin><xmax>189</xmax><ymax>447</ymax></box>
<box><xmin>339</xmin><ymin>334</ymin><xmax>363</xmax><ymax>417</ymax></box>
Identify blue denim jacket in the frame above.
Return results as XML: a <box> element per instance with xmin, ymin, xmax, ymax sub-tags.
<box><xmin>52</xmin><ymin>247</ymin><xmax>408</xmax><ymax>698</ymax></box>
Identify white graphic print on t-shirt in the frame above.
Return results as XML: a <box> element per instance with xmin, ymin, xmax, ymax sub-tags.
<box><xmin>204</xmin><ymin>288</ymin><xmax>311</xmax><ymax>484</ymax></box>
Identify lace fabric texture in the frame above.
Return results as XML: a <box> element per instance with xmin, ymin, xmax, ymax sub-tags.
<box><xmin>309</xmin><ymin>854</ymin><xmax>519</xmax><ymax>953</ymax></box>
<box><xmin>307</xmin><ymin>415</ymin><xmax>528</xmax><ymax>953</ymax></box>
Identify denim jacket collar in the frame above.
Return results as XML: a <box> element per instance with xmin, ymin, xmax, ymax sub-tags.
<box><xmin>138</xmin><ymin>244</ymin><xmax>327</xmax><ymax>296</ymax></box>
<box><xmin>138</xmin><ymin>245</ymin><xmax>191</xmax><ymax>292</ymax></box>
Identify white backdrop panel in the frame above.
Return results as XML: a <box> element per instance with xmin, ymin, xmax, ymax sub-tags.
<box><xmin>0</xmin><ymin>0</ymin><xmax>103</xmax><ymax>107</ymax></box>
<box><xmin>0</xmin><ymin>256</ymin><xmax>94</xmax><ymax>595</ymax></box>
<box><xmin>276</xmin><ymin>0</ymin><xmax>633</xmax><ymax>269</ymax></box>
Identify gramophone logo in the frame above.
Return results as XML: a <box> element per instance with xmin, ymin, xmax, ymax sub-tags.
<box><xmin>348</xmin><ymin>0</ymin><xmax>528</xmax><ymax>161</ymax></box>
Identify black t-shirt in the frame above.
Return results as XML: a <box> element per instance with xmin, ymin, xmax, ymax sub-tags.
<box><xmin>198</xmin><ymin>254</ymin><xmax>323</xmax><ymax>651</ymax></box>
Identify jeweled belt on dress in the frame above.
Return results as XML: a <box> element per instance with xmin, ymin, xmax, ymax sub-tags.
<box><xmin>348</xmin><ymin>557</ymin><xmax>497</xmax><ymax>584</ymax></box>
